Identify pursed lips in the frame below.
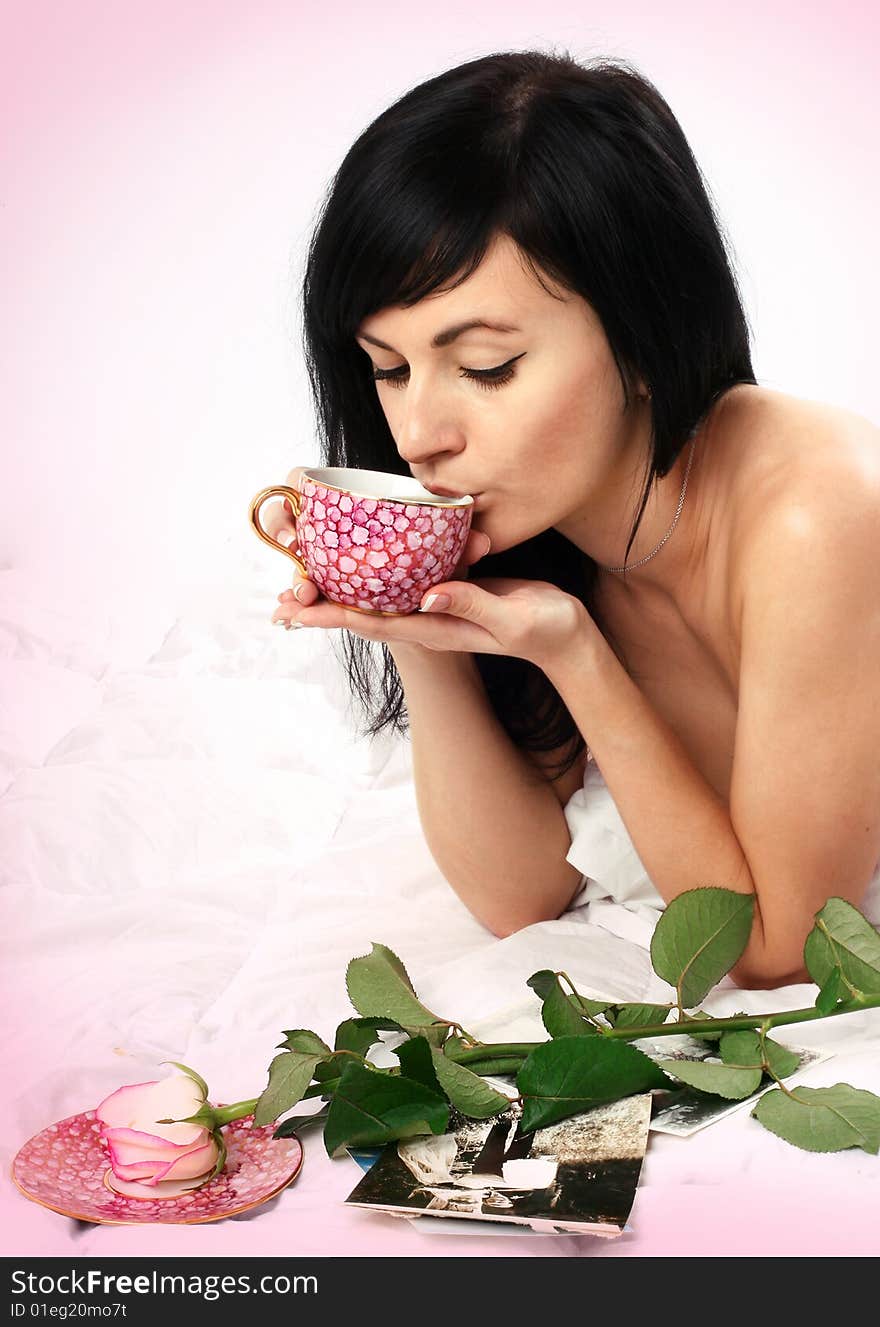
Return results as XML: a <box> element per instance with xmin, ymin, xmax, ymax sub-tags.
<box><xmin>423</xmin><ymin>486</ymin><xmax>481</xmax><ymax>500</ymax></box>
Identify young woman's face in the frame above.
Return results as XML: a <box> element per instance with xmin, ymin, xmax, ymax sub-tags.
<box><xmin>354</xmin><ymin>232</ymin><xmax>652</xmax><ymax>557</ymax></box>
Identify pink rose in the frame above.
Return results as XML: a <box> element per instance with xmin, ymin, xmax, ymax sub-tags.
<box><xmin>96</xmin><ymin>1072</ymin><xmax>220</xmax><ymax>1187</ymax></box>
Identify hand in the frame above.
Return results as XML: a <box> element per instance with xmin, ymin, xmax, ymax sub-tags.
<box><xmin>266</xmin><ymin>466</ymin><xmax>499</xmax><ymax>635</ymax></box>
<box><xmin>411</xmin><ymin>575</ymin><xmax>593</xmax><ymax>672</ymax></box>
<box><xmin>261</xmin><ymin>466</ymin><xmax>319</xmax><ymax>611</ymax></box>
<box><xmin>272</xmin><ymin>527</ymin><xmax>592</xmax><ymax>673</ymax></box>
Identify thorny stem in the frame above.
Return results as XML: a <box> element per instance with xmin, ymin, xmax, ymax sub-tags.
<box><xmin>245</xmin><ymin>995</ymin><xmax>880</xmax><ymax>1129</ymax></box>
<box><xmin>440</xmin><ymin>995</ymin><xmax>880</xmax><ymax>1064</ymax></box>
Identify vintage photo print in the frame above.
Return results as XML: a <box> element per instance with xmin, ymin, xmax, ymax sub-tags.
<box><xmin>344</xmin><ymin>1091</ymin><xmax>652</xmax><ymax>1236</ymax></box>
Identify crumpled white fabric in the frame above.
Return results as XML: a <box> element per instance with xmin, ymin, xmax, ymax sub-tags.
<box><xmin>563</xmin><ymin>755</ymin><xmax>880</xmax><ymax>952</ymax></box>
<box><xmin>4</xmin><ymin>541</ymin><xmax>880</xmax><ymax>1257</ymax></box>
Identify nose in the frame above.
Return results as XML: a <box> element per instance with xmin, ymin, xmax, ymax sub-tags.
<box><xmin>394</xmin><ymin>385</ymin><xmax>465</xmax><ymax>469</ymax></box>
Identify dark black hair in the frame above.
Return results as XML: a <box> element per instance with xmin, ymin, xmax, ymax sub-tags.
<box><xmin>299</xmin><ymin>47</ymin><xmax>756</xmax><ymax>782</ymax></box>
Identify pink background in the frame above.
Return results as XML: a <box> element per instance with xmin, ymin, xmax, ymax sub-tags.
<box><xmin>2</xmin><ymin>0</ymin><xmax>878</xmax><ymax>606</ymax></box>
<box><xmin>3</xmin><ymin>0</ymin><xmax>879</xmax><ymax>1260</ymax></box>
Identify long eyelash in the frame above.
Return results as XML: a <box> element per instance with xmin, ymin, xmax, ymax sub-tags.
<box><xmin>372</xmin><ymin>355</ymin><xmax>523</xmax><ymax>392</ymax></box>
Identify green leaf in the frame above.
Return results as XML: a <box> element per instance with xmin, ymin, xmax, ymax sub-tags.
<box><xmin>815</xmin><ymin>966</ymin><xmax>843</xmax><ymax>1015</ymax></box>
<box><xmin>323</xmin><ymin>1060</ymin><xmax>449</xmax><ymax>1158</ymax></box>
<box><xmin>395</xmin><ymin>1036</ymin><xmax>443</xmax><ymax>1093</ymax></box>
<box><xmin>161</xmin><ymin>1060</ymin><xmax>209</xmax><ymax>1101</ymax></box>
<box><xmin>276</xmin><ymin>1029</ymin><xmax>332</xmax><ymax>1056</ymax></box>
<box><xmin>273</xmin><ymin>1104</ymin><xmax>330</xmax><ymax>1139</ymax></box>
<box><xmin>527</xmin><ymin>970</ymin><xmax>611</xmax><ymax>1016</ymax></box>
<box><xmin>753</xmin><ymin>1085</ymin><xmax>880</xmax><ymax>1154</ymax></box>
<box><xmin>541</xmin><ymin>977</ymin><xmax>599</xmax><ymax>1038</ymax></box>
<box><xmin>762</xmin><ymin>1039</ymin><xmax>802</xmax><ymax>1081</ymax></box>
<box><xmin>313</xmin><ymin>1058</ymin><xmax>345</xmax><ymax>1083</ymax></box>
<box><xmin>650</xmin><ymin>888</ymin><xmax>755</xmax><ymax>1007</ymax></box>
<box><xmin>429</xmin><ymin>1048</ymin><xmax>512</xmax><ymax>1119</ymax></box>
<box><xmin>656</xmin><ymin>1058</ymin><xmax>762</xmax><ymax>1100</ymax></box>
<box><xmin>605</xmin><ymin>1003</ymin><xmax>673</xmax><ymax>1031</ymax></box>
<box><xmin>345</xmin><ymin>943</ymin><xmax>447</xmax><ymax>1047</ymax></box>
<box><xmin>254</xmin><ymin>1050</ymin><xmax>325</xmax><ymax>1127</ymax></box>
<box><xmin>718</xmin><ymin>1030</ymin><xmax>800</xmax><ymax>1080</ymax></box>
<box><xmin>804</xmin><ymin>899</ymin><xmax>880</xmax><ymax>997</ymax></box>
<box><xmin>334</xmin><ymin>1017</ymin><xmax>402</xmax><ymax>1057</ymax></box>
<box><xmin>526</xmin><ymin>970</ymin><xmax>558</xmax><ymax>1001</ymax></box>
<box><xmin>315</xmin><ymin>1076</ymin><xmax>342</xmax><ymax>1100</ymax></box>
<box><xmin>517</xmin><ymin>1035</ymin><xmax>669</xmax><ymax>1132</ymax></box>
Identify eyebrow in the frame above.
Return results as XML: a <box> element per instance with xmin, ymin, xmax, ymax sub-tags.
<box><xmin>356</xmin><ymin>318</ymin><xmax>521</xmax><ymax>351</ymax></box>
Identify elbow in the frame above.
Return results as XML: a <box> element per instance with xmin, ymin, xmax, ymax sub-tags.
<box><xmin>479</xmin><ymin>865</ymin><xmax>586</xmax><ymax>939</ymax></box>
<box><xmin>489</xmin><ymin>912</ymin><xmax>545</xmax><ymax>940</ymax></box>
<box><xmin>728</xmin><ymin>897</ymin><xmax>812</xmax><ymax>989</ymax></box>
<box><xmin>730</xmin><ymin>948</ymin><xmax>811</xmax><ymax>990</ymax></box>
<box><xmin>472</xmin><ymin>903</ymin><xmax>543</xmax><ymax>940</ymax></box>
<box><xmin>491</xmin><ymin>899</ymin><xmax>582</xmax><ymax>941</ymax></box>
<box><xmin>491</xmin><ymin>891</ymin><xmax>586</xmax><ymax>940</ymax></box>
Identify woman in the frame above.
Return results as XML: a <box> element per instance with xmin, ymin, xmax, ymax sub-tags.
<box><xmin>265</xmin><ymin>49</ymin><xmax>880</xmax><ymax>988</ymax></box>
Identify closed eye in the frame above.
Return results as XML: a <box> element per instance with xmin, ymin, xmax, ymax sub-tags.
<box><xmin>371</xmin><ymin>353</ymin><xmax>526</xmax><ymax>392</ymax></box>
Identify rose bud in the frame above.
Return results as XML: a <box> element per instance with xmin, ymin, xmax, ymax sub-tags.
<box><xmin>96</xmin><ymin>1071</ymin><xmax>220</xmax><ymax>1190</ymax></box>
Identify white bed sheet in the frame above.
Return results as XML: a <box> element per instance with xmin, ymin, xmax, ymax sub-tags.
<box><xmin>2</xmin><ymin>533</ymin><xmax>879</xmax><ymax>1258</ymax></box>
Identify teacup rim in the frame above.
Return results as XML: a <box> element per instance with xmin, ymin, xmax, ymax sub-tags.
<box><xmin>302</xmin><ymin>467</ymin><xmax>474</xmax><ymax>509</ymax></box>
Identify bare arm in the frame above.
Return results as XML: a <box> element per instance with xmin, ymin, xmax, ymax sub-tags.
<box><xmin>261</xmin><ymin>470</ymin><xmax>587</xmax><ymax>936</ymax></box>
<box><xmin>392</xmin><ymin>643</ymin><xmax>587</xmax><ymax>937</ymax></box>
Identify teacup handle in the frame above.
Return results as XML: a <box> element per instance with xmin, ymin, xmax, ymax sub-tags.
<box><xmin>248</xmin><ymin>485</ymin><xmax>309</xmax><ymax>579</ymax></box>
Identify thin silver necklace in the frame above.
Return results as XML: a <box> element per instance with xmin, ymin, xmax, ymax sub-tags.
<box><xmin>597</xmin><ymin>436</ymin><xmax>697</xmax><ymax>574</ymax></box>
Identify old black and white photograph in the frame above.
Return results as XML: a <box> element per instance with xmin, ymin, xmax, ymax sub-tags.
<box><xmin>344</xmin><ymin>1092</ymin><xmax>652</xmax><ymax>1235</ymax></box>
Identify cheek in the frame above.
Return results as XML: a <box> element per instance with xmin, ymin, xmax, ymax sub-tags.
<box><xmin>545</xmin><ymin>358</ymin><xmax>624</xmax><ymax>457</ymax></box>
<box><xmin>518</xmin><ymin>353</ymin><xmax>610</xmax><ymax>439</ymax></box>
<box><xmin>514</xmin><ymin>390</ymin><xmax>590</xmax><ymax>467</ymax></box>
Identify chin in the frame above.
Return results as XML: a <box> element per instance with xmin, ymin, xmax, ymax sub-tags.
<box><xmin>473</xmin><ymin>514</ymin><xmax>546</xmax><ymax>558</ymax></box>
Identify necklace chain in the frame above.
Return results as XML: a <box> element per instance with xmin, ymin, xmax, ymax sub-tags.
<box><xmin>598</xmin><ymin>437</ymin><xmax>697</xmax><ymax>574</ymax></box>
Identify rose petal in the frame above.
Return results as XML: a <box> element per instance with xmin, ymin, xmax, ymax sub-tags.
<box><xmin>106</xmin><ymin>1132</ymin><xmax>218</xmax><ymax>1183</ymax></box>
<box><xmin>158</xmin><ymin>1139</ymin><xmax>219</xmax><ymax>1181</ymax></box>
<box><xmin>96</xmin><ymin>1076</ymin><xmax>205</xmax><ymax>1143</ymax></box>
<box><xmin>105</xmin><ymin>1170</ymin><xmax>214</xmax><ymax>1200</ymax></box>
<box><xmin>95</xmin><ymin>1079</ymin><xmax>161</xmax><ymax>1122</ymax></box>
<box><xmin>96</xmin><ymin>1074</ymin><xmax>219</xmax><ymax>1185</ymax></box>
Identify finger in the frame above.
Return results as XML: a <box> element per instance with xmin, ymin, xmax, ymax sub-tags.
<box><xmin>277</xmin><ymin>578</ymin><xmax>319</xmax><ymax>606</ymax></box>
<box><xmin>258</xmin><ymin>466</ymin><xmax>320</xmax><ymax>606</ymax></box>
<box><xmin>271</xmin><ymin>584</ymin><xmax>502</xmax><ymax>656</ymax></box>
<box><xmin>261</xmin><ymin>465</ymin><xmax>309</xmax><ymax>541</ymax></box>
<box><xmin>260</xmin><ymin>515</ymin><xmax>316</xmax><ymax>605</ymax></box>
<box><xmin>284</xmin><ymin>464</ymin><xmax>308</xmax><ymax>488</ymax></box>
<box><xmin>260</xmin><ymin>499</ymin><xmax>295</xmax><ymax>544</ymax></box>
<box><xmin>416</xmin><ymin>579</ymin><xmax>498</xmax><ymax>631</ymax></box>
<box><xmin>453</xmin><ymin>528</ymin><xmax>492</xmax><ymax>578</ymax></box>
<box><xmin>271</xmin><ymin>599</ymin><xmax>410</xmax><ymax>637</ymax></box>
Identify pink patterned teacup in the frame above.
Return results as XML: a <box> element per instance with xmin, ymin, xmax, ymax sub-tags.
<box><xmin>249</xmin><ymin>467</ymin><xmax>475</xmax><ymax>616</ymax></box>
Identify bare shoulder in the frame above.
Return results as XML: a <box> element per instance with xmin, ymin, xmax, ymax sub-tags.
<box><xmin>721</xmin><ymin>387</ymin><xmax>880</xmax><ymax>612</ymax></box>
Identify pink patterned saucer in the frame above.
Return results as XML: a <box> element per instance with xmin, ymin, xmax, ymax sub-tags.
<box><xmin>12</xmin><ymin>1108</ymin><xmax>303</xmax><ymax>1225</ymax></box>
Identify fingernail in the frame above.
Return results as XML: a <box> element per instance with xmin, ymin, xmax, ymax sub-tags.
<box><xmin>478</xmin><ymin>533</ymin><xmax>491</xmax><ymax>556</ymax></box>
<box><xmin>418</xmin><ymin>593</ymin><xmax>450</xmax><ymax>613</ymax></box>
<box><xmin>277</xmin><ymin>530</ymin><xmax>295</xmax><ymax>548</ymax></box>
<box><xmin>293</xmin><ymin>584</ymin><xmax>307</xmax><ymax>603</ymax></box>
<box><xmin>278</xmin><ymin>589</ymin><xmax>295</xmax><ymax>602</ymax></box>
